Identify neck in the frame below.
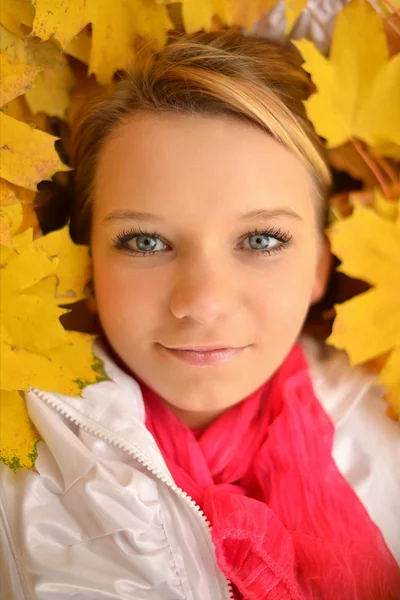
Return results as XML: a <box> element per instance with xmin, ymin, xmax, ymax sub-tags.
<box><xmin>162</xmin><ymin>400</ymin><xmax>228</xmax><ymax>429</ymax></box>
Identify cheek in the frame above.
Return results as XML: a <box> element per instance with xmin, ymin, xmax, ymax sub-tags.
<box><xmin>251</xmin><ymin>249</ymin><xmax>316</xmax><ymax>328</ymax></box>
<box><xmin>93</xmin><ymin>257</ymin><xmax>162</xmax><ymax>334</ymax></box>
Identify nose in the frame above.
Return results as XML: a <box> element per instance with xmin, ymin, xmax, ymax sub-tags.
<box><xmin>169</xmin><ymin>257</ymin><xmax>238</xmax><ymax>323</ymax></box>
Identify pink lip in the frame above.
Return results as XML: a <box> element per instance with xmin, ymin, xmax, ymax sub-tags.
<box><xmin>162</xmin><ymin>346</ymin><xmax>247</xmax><ymax>366</ymax></box>
<box><xmin>168</xmin><ymin>345</ymin><xmax>242</xmax><ymax>351</ymax></box>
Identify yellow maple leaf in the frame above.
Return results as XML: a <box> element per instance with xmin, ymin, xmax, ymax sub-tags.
<box><xmin>2</xmin><ymin>283</ymin><xmax>68</xmax><ymax>358</ymax></box>
<box><xmin>1</xmin><ymin>24</ymin><xmax>76</xmax><ymax>120</ymax></box>
<box><xmin>294</xmin><ymin>0</ymin><xmax>400</xmax><ymax>158</ymax></box>
<box><xmin>90</xmin><ymin>0</ymin><xmax>172</xmax><ymax>84</ymax></box>
<box><xmin>0</xmin><ymin>113</ymin><xmax>70</xmax><ymax>190</ymax></box>
<box><xmin>0</xmin><ymin>179</ymin><xmax>39</xmax><ymax>236</ymax></box>
<box><xmin>178</xmin><ymin>0</ymin><xmax>232</xmax><ymax>32</ymax></box>
<box><xmin>0</xmin><ymin>52</ymin><xmax>40</xmax><ymax>106</ymax></box>
<box><xmin>0</xmin><ymin>0</ymin><xmax>34</xmax><ymax>38</ymax></box>
<box><xmin>0</xmin><ymin>390</ymin><xmax>39</xmax><ymax>471</ymax></box>
<box><xmin>35</xmin><ymin>226</ymin><xmax>92</xmax><ymax>304</ymax></box>
<box><xmin>231</xmin><ymin>0</ymin><xmax>278</xmax><ymax>30</ymax></box>
<box><xmin>31</xmin><ymin>0</ymin><xmax>89</xmax><ymax>48</ymax></box>
<box><xmin>0</xmin><ymin>212</ymin><xmax>95</xmax><ymax>373</ymax></box>
<box><xmin>157</xmin><ymin>0</ymin><xmax>278</xmax><ymax>31</ymax></box>
<box><xmin>327</xmin><ymin>201</ymin><xmax>400</xmax><ymax>416</ymax></box>
<box><xmin>32</xmin><ymin>0</ymin><xmax>173</xmax><ymax>84</ymax></box>
<box><xmin>0</xmin><ymin>23</ymin><xmax>61</xmax><ymax>67</ymax></box>
<box><xmin>0</xmin><ymin>331</ymin><xmax>106</xmax><ymax>395</ymax></box>
<box><xmin>0</xmin><ymin>177</ymin><xmax>35</xmax><ymax>206</ymax></box>
<box><xmin>0</xmin><ymin>209</ymin><xmax>108</xmax><ymax>471</ymax></box>
<box><xmin>25</xmin><ymin>58</ymin><xmax>76</xmax><ymax>119</ymax></box>
<box><xmin>0</xmin><ymin>27</ymin><xmax>70</xmax><ymax>190</ymax></box>
<box><xmin>0</xmin><ymin>327</ymin><xmax>107</xmax><ymax>472</ymax></box>
<box><xmin>64</xmin><ymin>26</ymin><xmax>91</xmax><ymax>64</ymax></box>
<box><xmin>285</xmin><ymin>0</ymin><xmax>308</xmax><ymax>33</ymax></box>
<box><xmin>370</xmin><ymin>188</ymin><xmax>399</xmax><ymax>222</ymax></box>
<box><xmin>4</xmin><ymin>95</ymin><xmax>49</xmax><ymax>134</ymax></box>
<box><xmin>0</xmin><ymin>202</ymin><xmax>23</xmax><ymax>247</ymax></box>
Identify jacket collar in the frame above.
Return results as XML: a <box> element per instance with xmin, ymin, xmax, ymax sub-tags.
<box><xmin>30</xmin><ymin>337</ymin><xmax>175</xmax><ymax>478</ymax></box>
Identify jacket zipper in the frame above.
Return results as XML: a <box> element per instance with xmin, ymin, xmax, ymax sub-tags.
<box><xmin>31</xmin><ymin>387</ymin><xmax>235</xmax><ymax>600</ymax></box>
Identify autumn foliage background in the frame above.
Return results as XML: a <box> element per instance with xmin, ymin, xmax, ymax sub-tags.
<box><xmin>0</xmin><ymin>0</ymin><xmax>399</xmax><ymax>471</ymax></box>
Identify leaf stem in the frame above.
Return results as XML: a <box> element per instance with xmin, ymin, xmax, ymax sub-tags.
<box><xmin>386</xmin><ymin>15</ymin><xmax>400</xmax><ymax>39</ymax></box>
<box><xmin>350</xmin><ymin>138</ymin><xmax>392</xmax><ymax>199</ymax></box>
<box><xmin>381</xmin><ymin>0</ymin><xmax>400</xmax><ymax>17</ymax></box>
<box><xmin>370</xmin><ymin>152</ymin><xmax>399</xmax><ymax>186</ymax></box>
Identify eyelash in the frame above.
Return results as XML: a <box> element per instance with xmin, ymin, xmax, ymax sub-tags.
<box><xmin>113</xmin><ymin>226</ymin><xmax>293</xmax><ymax>258</ymax></box>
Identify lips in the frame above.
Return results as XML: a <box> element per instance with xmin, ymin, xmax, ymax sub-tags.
<box><xmin>168</xmin><ymin>346</ymin><xmax>241</xmax><ymax>351</ymax></box>
<box><xmin>162</xmin><ymin>345</ymin><xmax>247</xmax><ymax>366</ymax></box>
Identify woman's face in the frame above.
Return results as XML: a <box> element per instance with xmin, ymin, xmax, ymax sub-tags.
<box><xmin>91</xmin><ymin>111</ymin><xmax>325</xmax><ymax>426</ymax></box>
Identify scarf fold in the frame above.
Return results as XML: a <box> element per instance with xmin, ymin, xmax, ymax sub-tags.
<box><xmin>141</xmin><ymin>344</ymin><xmax>400</xmax><ymax>599</ymax></box>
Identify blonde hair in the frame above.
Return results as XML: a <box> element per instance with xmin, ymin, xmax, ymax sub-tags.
<box><xmin>69</xmin><ymin>30</ymin><xmax>332</xmax><ymax>244</ymax></box>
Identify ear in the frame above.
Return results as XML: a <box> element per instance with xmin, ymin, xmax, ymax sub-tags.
<box><xmin>310</xmin><ymin>234</ymin><xmax>333</xmax><ymax>305</ymax></box>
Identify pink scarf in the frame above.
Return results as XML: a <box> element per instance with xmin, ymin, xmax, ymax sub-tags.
<box><xmin>140</xmin><ymin>343</ymin><xmax>400</xmax><ymax>599</ymax></box>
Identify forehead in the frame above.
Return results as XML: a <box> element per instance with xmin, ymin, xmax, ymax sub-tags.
<box><xmin>93</xmin><ymin>111</ymin><xmax>315</xmax><ymax>225</ymax></box>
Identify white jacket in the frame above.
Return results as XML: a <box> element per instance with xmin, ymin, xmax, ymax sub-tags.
<box><xmin>1</xmin><ymin>335</ymin><xmax>399</xmax><ymax>600</ymax></box>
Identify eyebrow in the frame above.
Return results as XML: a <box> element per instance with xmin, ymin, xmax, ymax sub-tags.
<box><xmin>102</xmin><ymin>207</ymin><xmax>303</xmax><ymax>224</ymax></box>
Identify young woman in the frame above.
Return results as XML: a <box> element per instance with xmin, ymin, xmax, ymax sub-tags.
<box><xmin>1</xmin><ymin>31</ymin><xmax>399</xmax><ymax>600</ymax></box>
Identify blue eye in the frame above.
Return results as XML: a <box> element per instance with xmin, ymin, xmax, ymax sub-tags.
<box><xmin>246</xmin><ymin>232</ymin><xmax>281</xmax><ymax>252</ymax></box>
<box><xmin>134</xmin><ymin>234</ymin><xmax>164</xmax><ymax>253</ymax></box>
<box><xmin>113</xmin><ymin>226</ymin><xmax>292</xmax><ymax>257</ymax></box>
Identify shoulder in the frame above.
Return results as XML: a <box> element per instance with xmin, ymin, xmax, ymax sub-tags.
<box><xmin>300</xmin><ymin>334</ymin><xmax>400</xmax><ymax>562</ymax></box>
